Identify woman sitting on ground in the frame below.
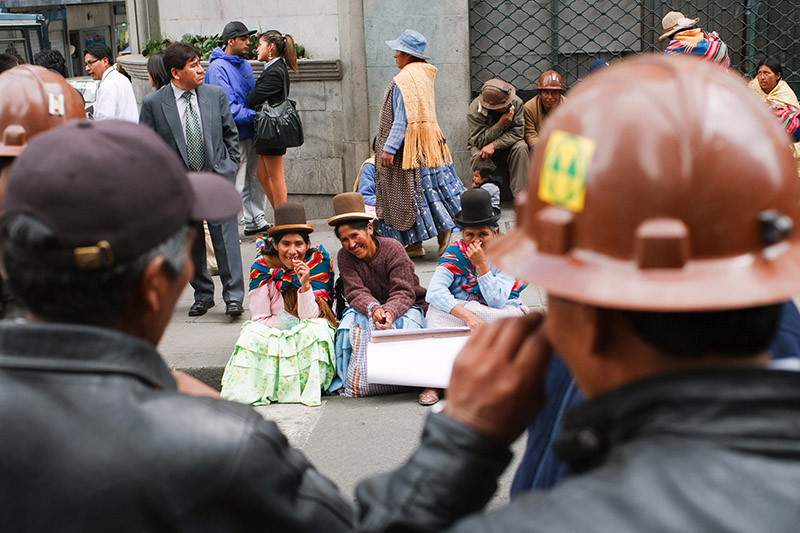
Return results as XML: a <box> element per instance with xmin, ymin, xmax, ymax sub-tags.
<box><xmin>426</xmin><ymin>188</ymin><xmax>527</xmax><ymax>331</ymax></box>
<box><xmin>327</xmin><ymin>192</ymin><xmax>428</xmax><ymax>399</ymax></box>
<box><xmin>220</xmin><ymin>202</ymin><xmax>337</xmax><ymax>407</ymax></box>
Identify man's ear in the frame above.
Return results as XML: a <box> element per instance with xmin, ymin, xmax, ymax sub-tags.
<box><xmin>138</xmin><ymin>256</ymin><xmax>170</xmax><ymax>315</ymax></box>
<box><xmin>569</xmin><ymin>303</ymin><xmax>611</xmax><ymax>358</ymax></box>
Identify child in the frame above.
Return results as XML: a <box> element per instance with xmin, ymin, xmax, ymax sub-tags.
<box><xmin>354</xmin><ymin>137</ymin><xmax>377</xmax><ymax>218</ymax></box>
<box><xmin>471</xmin><ymin>157</ymin><xmax>502</xmax><ymax>208</ymax></box>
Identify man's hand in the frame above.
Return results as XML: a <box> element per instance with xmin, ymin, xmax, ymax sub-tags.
<box><xmin>498</xmin><ymin>105</ymin><xmax>515</xmax><ymax>128</ymax></box>
<box><xmin>465</xmin><ymin>241</ymin><xmax>490</xmax><ymax>276</ymax></box>
<box><xmin>372</xmin><ymin>307</ymin><xmax>394</xmax><ymax>330</ymax></box>
<box><xmin>444</xmin><ymin>313</ymin><xmax>552</xmax><ymax>445</ymax></box>
<box><xmin>171</xmin><ymin>370</ymin><xmax>221</xmax><ymax>399</ymax></box>
<box><xmin>380</xmin><ymin>151</ymin><xmax>395</xmax><ymax>167</ymax></box>
<box><xmin>293</xmin><ymin>259</ymin><xmax>311</xmax><ymax>292</ymax></box>
<box><xmin>479</xmin><ymin>143</ymin><xmax>496</xmax><ymax>159</ymax></box>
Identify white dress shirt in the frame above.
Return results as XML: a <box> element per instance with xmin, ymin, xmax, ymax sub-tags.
<box><xmin>93</xmin><ymin>66</ymin><xmax>139</xmax><ymax>122</ymax></box>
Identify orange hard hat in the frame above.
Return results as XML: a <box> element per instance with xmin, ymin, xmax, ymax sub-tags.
<box><xmin>490</xmin><ymin>54</ymin><xmax>800</xmax><ymax>311</ymax></box>
<box><xmin>537</xmin><ymin>70</ymin><xmax>564</xmax><ymax>90</ymax></box>
<box><xmin>0</xmin><ymin>65</ymin><xmax>85</xmax><ymax>158</ymax></box>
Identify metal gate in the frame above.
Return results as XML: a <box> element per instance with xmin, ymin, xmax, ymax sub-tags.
<box><xmin>469</xmin><ymin>1</ymin><xmax>800</xmax><ymax>98</ymax></box>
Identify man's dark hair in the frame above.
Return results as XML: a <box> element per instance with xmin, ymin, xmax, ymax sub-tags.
<box><xmin>1</xmin><ymin>213</ymin><xmax>190</xmax><ymax>326</ymax></box>
<box><xmin>34</xmin><ymin>49</ymin><xmax>68</xmax><ymax>77</ymax></box>
<box><xmin>757</xmin><ymin>56</ymin><xmax>783</xmax><ymax>79</ymax></box>
<box><xmin>84</xmin><ymin>43</ymin><xmax>113</xmax><ymax>64</ymax></box>
<box><xmin>0</xmin><ymin>53</ymin><xmax>19</xmax><ymax>74</ymax></box>
<box><xmin>163</xmin><ymin>42</ymin><xmax>200</xmax><ymax>75</ymax></box>
<box><xmin>334</xmin><ymin>219</ymin><xmax>370</xmax><ymax>239</ymax></box>
<box><xmin>471</xmin><ymin>157</ymin><xmax>497</xmax><ymax>178</ymax></box>
<box><xmin>620</xmin><ymin>304</ymin><xmax>783</xmax><ymax>358</ymax></box>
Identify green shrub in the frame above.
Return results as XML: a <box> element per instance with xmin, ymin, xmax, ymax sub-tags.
<box><xmin>143</xmin><ymin>34</ymin><xmax>308</xmax><ymax>61</ymax></box>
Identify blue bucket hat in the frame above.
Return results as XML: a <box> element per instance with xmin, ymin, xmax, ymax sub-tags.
<box><xmin>385</xmin><ymin>29</ymin><xmax>430</xmax><ymax>61</ymax></box>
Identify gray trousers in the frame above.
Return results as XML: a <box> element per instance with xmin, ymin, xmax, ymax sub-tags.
<box><xmin>470</xmin><ymin>139</ymin><xmax>529</xmax><ymax>197</ymax></box>
<box><xmin>236</xmin><ymin>138</ymin><xmax>266</xmax><ymax>228</ymax></box>
<box><xmin>190</xmin><ymin>217</ymin><xmax>244</xmax><ymax>304</ymax></box>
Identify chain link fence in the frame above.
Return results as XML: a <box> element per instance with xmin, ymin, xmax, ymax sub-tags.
<box><xmin>470</xmin><ymin>1</ymin><xmax>800</xmax><ymax>99</ymax></box>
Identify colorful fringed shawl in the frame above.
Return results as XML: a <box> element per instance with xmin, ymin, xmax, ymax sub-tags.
<box><xmin>439</xmin><ymin>240</ymin><xmax>526</xmax><ymax>301</ymax></box>
<box><xmin>393</xmin><ymin>62</ymin><xmax>452</xmax><ymax>170</ymax></box>
<box><xmin>665</xmin><ymin>29</ymin><xmax>730</xmax><ymax>67</ymax></box>
<box><xmin>249</xmin><ymin>236</ymin><xmax>334</xmax><ymax>301</ymax></box>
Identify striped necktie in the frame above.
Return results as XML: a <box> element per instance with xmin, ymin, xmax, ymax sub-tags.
<box><xmin>183</xmin><ymin>91</ymin><xmax>205</xmax><ymax>171</ymax></box>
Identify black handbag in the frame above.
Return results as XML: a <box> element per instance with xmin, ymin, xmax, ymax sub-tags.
<box><xmin>254</xmin><ymin>67</ymin><xmax>304</xmax><ymax>148</ymax></box>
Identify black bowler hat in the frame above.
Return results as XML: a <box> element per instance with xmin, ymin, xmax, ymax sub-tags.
<box><xmin>453</xmin><ymin>188</ymin><xmax>501</xmax><ymax>228</ymax></box>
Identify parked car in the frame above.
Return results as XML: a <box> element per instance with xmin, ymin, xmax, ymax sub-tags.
<box><xmin>67</xmin><ymin>76</ymin><xmax>99</xmax><ymax>115</ymax></box>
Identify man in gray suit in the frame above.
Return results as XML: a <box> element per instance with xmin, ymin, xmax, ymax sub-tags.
<box><xmin>140</xmin><ymin>42</ymin><xmax>245</xmax><ymax>317</ymax></box>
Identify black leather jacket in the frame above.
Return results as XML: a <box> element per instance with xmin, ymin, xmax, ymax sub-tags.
<box><xmin>0</xmin><ymin>321</ymin><xmax>510</xmax><ymax>532</ymax></box>
<box><xmin>430</xmin><ymin>368</ymin><xmax>800</xmax><ymax>532</ymax></box>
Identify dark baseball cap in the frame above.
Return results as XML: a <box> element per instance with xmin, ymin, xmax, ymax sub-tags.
<box><xmin>2</xmin><ymin>120</ymin><xmax>241</xmax><ymax>269</ymax></box>
<box><xmin>222</xmin><ymin>21</ymin><xmax>256</xmax><ymax>43</ymax></box>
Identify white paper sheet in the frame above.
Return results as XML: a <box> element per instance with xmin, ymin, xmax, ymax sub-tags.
<box><xmin>367</xmin><ymin>328</ymin><xmax>471</xmax><ymax>388</ymax></box>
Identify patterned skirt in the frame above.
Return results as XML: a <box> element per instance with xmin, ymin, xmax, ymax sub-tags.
<box><xmin>375</xmin><ymin>163</ymin><xmax>465</xmax><ymax>247</ymax></box>
<box><xmin>330</xmin><ymin>306</ymin><xmax>426</xmax><ymax>396</ymax></box>
<box><xmin>220</xmin><ymin>318</ymin><xmax>336</xmax><ymax>407</ymax></box>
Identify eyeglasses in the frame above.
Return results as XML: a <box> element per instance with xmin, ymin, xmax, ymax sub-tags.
<box><xmin>84</xmin><ymin>58</ymin><xmax>102</xmax><ymax>68</ymax></box>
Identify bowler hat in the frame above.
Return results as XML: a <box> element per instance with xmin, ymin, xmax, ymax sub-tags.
<box><xmin>385</xmin><ymin>29</ymin><xmax>430</xmax><ymax>61</ymax></box>
<box><xmin>222</xmin><ymin>21</ymin><xmax>256</xmax><ymax>44</ymax></box>
<box><xmin>479</xmin><ymin>79</ymin><xmax>515</xmax><ymax>111</ymax></box>
<box><xmin>659</xmin><ymin>11</ymin><xmax>700</xmax><ymax>41</ymax></box>
<box><xmin>327</xmin><ymin>192</ymin><xmax>374</xmax><ymax>226</ymax></box>
<box><xmin>453</xmin><ymin>189</ymin><xmax>501</xmax><ymax>228</ymax></box>
<box><xmin>268</xmin><ymin>202</ymin><xmax>314</xmax><ymax>235</ymax></box>
<box><xmin>2</xmin><ymin>120</ymin><xmax>240</xmax><ymax>270</ymax></box>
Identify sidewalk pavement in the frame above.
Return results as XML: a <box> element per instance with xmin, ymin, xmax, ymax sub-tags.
<box><xmin>157</xmin><ymin>205</ymin><xmax>537</xmax><ymax>508</ymax></box>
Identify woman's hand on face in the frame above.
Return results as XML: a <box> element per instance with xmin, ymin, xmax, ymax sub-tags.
<box><xmin>380</xmin><ymin>151</ymin><xmax>394</xmax><ymax>167</ymax></box>
<box><xmin>293</xmin><ymin>259</ymin><xmax>311</xmax><ymax>291</ymax></box>
<box><xmin>466</xmin><ymin>241</ymin><xmax>490</xmax><ymax>275</ymax></box>
<box><xmin>372</xmin><ymin>307</ymin><xmax>394</xmax><ymax>329</ymax></box>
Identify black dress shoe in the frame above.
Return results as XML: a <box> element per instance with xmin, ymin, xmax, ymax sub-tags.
<box><xmin>188</xmin><ymin>300</ymin><xmax>214</xmax><ymax>317</ymax></box>
<box><xmin>226</xmin><ymin>301</ymin><xmax>244</xmax><ymax>317</ymax></box>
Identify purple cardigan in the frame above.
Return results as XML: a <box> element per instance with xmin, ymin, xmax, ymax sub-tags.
<box><xmin>337</xmin><ymin>236</ymin><xmax>427</xmax><ymax>319</ymax></box>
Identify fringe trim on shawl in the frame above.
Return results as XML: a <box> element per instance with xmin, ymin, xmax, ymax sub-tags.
<box><xmin>393</xmin><ymin>62</ymin><xmax>453</xmax><ymax>170</ymax></box>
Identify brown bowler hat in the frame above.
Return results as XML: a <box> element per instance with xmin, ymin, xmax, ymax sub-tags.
<box><xmin>327</xmin><ymin>192</ymin><xmax>374</xmax><ymax>226</ymax></box>
<box><xmin>268</xmin><ymin>202</ymin><xmax>314</xmax><ymax>235</ymax></box>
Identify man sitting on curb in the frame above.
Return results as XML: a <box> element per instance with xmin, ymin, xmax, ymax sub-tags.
<box><xmin>523</xmin><ymin>70</ymin><xmax>566</xmax><ymax>152</ymax></box>
<box><xmin>467</xmin><ymin>78</ymin><xmax>529</xmax><ymax>199</ymax></box>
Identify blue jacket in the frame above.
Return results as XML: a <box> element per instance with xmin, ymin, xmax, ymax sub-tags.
<box><xmin>204</xmin><ymin>47</ymin><xmax>256</xmax><ymax>141</ymax></box>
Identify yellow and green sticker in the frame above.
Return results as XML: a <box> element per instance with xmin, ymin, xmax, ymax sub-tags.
<box><xmin>538</xmin><ymin>130</ymin><xmax>596</xmax><ymax>212</ymax></box>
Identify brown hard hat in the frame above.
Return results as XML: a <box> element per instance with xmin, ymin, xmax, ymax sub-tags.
<box><xmin>479</xmin><ymin>78</ymin><xmax>515</xmax><ymax>111</ymax></box>
<box><xmin>0</xmin><ymin>65</ymin><xmax>85</xmax><ymax>158</ymax></box>
<box><xmin>537</xmin><ymin>70</ymin><xmax>563</xmax><ymax>90</ymax></box>
<box><xmin>489</xmin><ymin>54</ymin><xmax>800</xmax><ymax>311</ymax></box>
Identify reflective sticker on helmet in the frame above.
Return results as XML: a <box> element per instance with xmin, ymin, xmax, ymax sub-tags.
<box><xmin>538</xmin><ymin>130</ymin><xmax>596</xmax><ymax>212</ymax></box>
<box><xmin>49</xmin><ymin>93</ymin><xmax>65</xmax><ymax>116</ymax></box>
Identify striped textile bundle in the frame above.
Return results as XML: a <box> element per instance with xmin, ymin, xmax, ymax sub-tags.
<box><xmin>665</xmin><ymin>30</ymin><xmax>730</xmax><ymax>67</ymax></box>
<box><xmin>769</xmin><ymin>102</ymin><xmax>800</xmax><ymax>142</ymax></box>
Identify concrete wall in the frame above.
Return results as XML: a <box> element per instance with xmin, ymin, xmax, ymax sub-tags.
<box><xmin>363</xmin><ymin>0</ymin><xmax>471</xmax><ymax>181</ymax></box>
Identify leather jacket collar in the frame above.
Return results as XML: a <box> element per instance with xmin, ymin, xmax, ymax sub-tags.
<box><xmin>0</xmin><ymin>320</ymin><xmax>176</xmax><ymax>391</ymax></box>
<box><xmin>554</xmin><ymin>368</ymin><xmax>800</xmax><ymax>474</ymax></box>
